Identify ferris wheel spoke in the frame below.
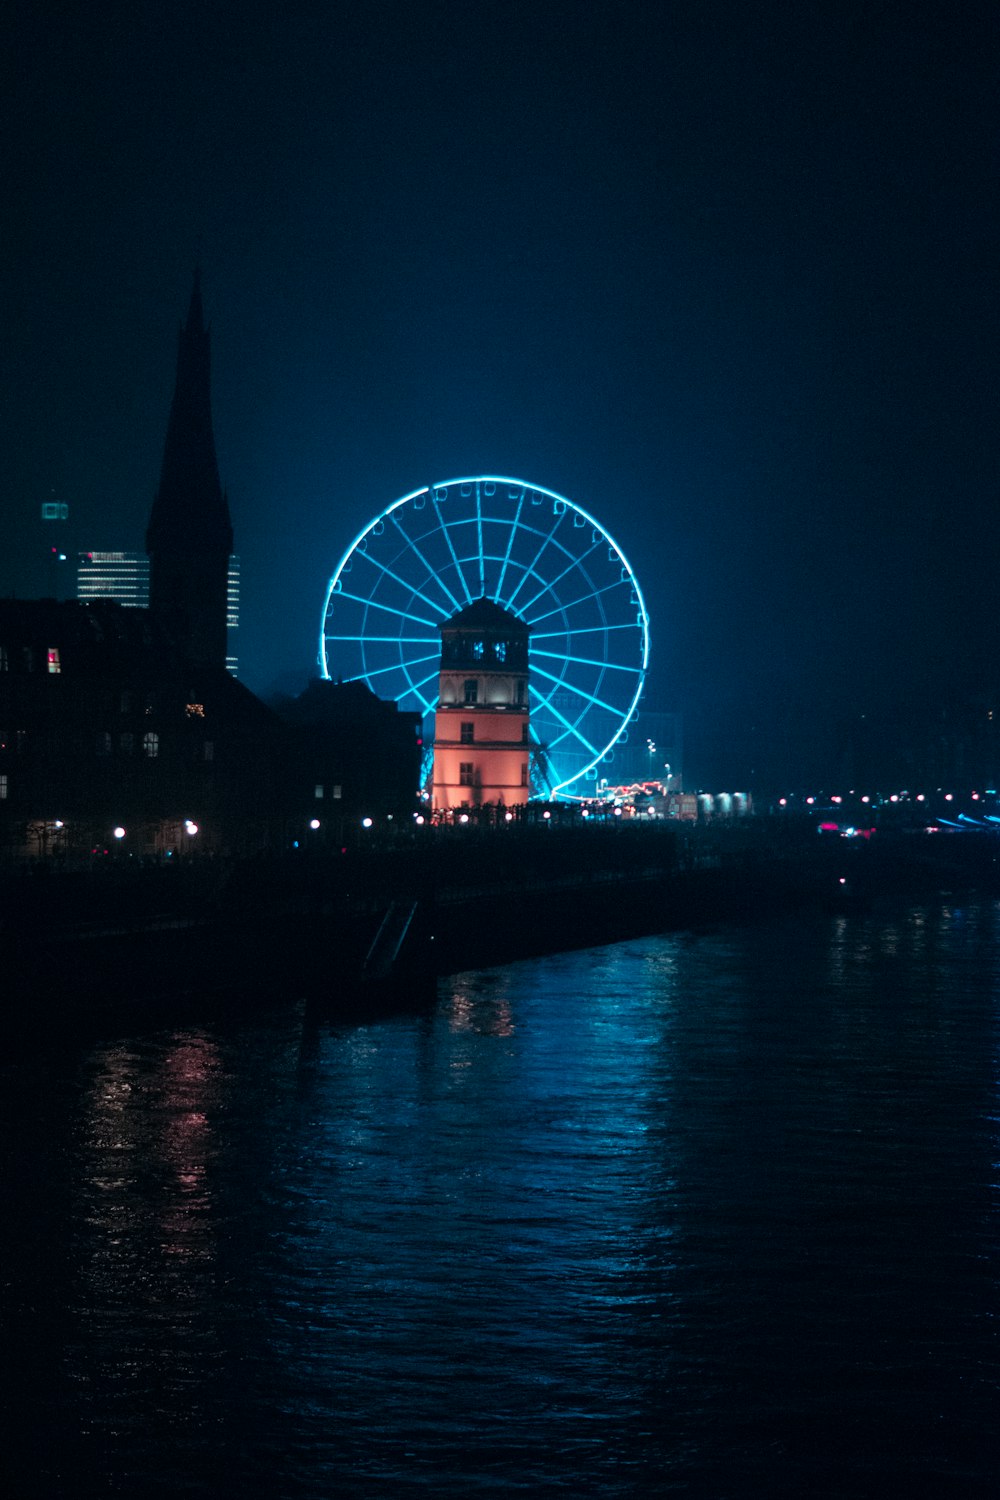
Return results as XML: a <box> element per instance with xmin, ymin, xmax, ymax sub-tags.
<box><xmin>531</xmin><ymin>661</ymin><xmax>628</xmax><ymax>721</ymax></box>
<box><xmin>505</xmin><ymin>511</ymin><xmax>566</xmax><ymax>613</ymax></box>
<box><xmin>516</xmin><ymin>538</ymin><xmax>602</xmax><ymax>618</ymax></box>
<box><xmin>353</xmin><ymin>550</ymin><xmax>452</xmax><ymax>619</ymax></box>
<box><xmin>390</xmin><ymin>514</ymin><xmax>466</xmax><ymax>616</ymax></box>
<box><xmin>531</xmin><ymin>646</ymin><xmax>641</xmax><ymax>675</ymax></box>
<box><xmin>529</xmin><ymin>621</ymin><xmax>639</xmax><ymax>642</ymax></box>
<box><xmin>331</xmin><ymin>589</ymin><xmax>441</xmax><ymax>629</ymax></box>
<box><xmin>397</xmin><ymin>664</ymin><xmax>439</xmax><ymax>713</ymax></box>
<box><xmin>530</xmin><ymin>687</ymin><xmax>601</xmax><ymax>758</ymax></box>
<box><xmin>474</xmin><ymin>482</ymin><xmax>486</xmax><ymax>595</ymax></box>
<box><xmin>326</xmin><ymin>633</ymin><xmax>440</xmax><ymax>646</ymax></box>
<box><xmin>526</xmin><ymin>577</ymin><xmax>631</xmax><ymax>630</ymax></box>
<box><xmin>432</xmin><ymin>494</ymin><xmax>476</xmax><ymax>606</ymax></box>
<box><xmin>346</xmin><ymin>651</ymin><xmax>440</xmax><ymax>685</ymax></box>
<box><xmin>492</xmin><ymin>494</ymin><xmax>525</xmax><ymax>602</ymax></box>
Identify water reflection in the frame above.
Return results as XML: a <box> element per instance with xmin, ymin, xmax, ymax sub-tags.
<box><xmin>3</xmin><ymin>908</ymin><xmax>998</xmax><ymax>1496</ymax></box>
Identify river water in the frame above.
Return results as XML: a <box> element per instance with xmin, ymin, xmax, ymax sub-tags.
<box><xmin>2</xmin><ymin>901</ymin><xmax>998</xmax><ymax>1497</ymax></box>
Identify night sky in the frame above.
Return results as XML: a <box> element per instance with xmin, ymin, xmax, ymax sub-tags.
<box><xmin>3</xmin><ymin>1</ymin><xmax>996</xmax><ymax>786</ymax></box>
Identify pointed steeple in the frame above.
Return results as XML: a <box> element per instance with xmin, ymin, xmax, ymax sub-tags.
<box><xmin>146</xmin><ymin>275</ymin><xmax>234</xmax><ymax>670</ymax></box>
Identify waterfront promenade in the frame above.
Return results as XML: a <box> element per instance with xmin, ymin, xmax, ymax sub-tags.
<box><xmin>5</xmin><ymin>816</ymin><xmax>999</xmax><ymax>1042</ymax></box>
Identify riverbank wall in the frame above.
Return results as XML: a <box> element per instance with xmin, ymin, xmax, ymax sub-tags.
<box><xmin>3</xmin><ymin>823</ymin><xmax>998</xmax><ymax>1040</ymax></box>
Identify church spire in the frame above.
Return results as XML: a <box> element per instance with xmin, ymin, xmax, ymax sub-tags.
<box><xmin>146</xmin><ymin>275</ymin><xmax>233</xmax><ymax>670</ymax></box>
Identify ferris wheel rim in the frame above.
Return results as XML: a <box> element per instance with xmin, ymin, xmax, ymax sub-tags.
<box><xmin>319</xmin><ymin>475</ymin><xmax>651</xmax><ymax>797</ymax></box>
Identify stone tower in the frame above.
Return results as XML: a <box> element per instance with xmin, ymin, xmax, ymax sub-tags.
<box><xmin>146</xmin><ymin>275</ymin><xmax>233</xmax><ymax>670</ymax></box>
<box><xmin>432</xmin><ymin>597</ymin><xmax>531</xmax><ymax>811</ymax></box>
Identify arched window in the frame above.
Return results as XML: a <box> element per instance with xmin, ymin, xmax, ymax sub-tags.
<box><xmin>142</xmin><ymin>731</ymin><xmax>159</xmax><ymax>759</ymax></box>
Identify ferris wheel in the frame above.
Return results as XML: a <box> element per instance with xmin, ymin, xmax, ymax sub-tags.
<box><xmin>319</xmin><ymin>476</ymin><xmax>650</xmax><ymax>798</ymax></box>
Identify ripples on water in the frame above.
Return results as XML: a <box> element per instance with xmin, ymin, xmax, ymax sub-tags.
<box><xmin>2</xmin><ymin>903</ymin><xmax>998</xmax><ymax>1496</ymax></box>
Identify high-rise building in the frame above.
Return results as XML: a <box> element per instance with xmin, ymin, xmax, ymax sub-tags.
<box><xmin>77</xmin><ymin>551</ymin><xmax>149</xmax><ymax>608</ymax></box>
<box><xmin>76</xmin><ymin>549</ymin><xmax>239</xmax><ymax>674</ymax></box>
<box><xmin>145</xmin><ymin>273</ymin><xmax>234</xmax><ymax>672</ymax></box>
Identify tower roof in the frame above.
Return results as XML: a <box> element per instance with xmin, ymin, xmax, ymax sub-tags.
<box><xmin>146</xmin><ymin>275</ymin><xmax>233</xmax><ymax>554</ymax></box>
<box><xmin>441</xmin><ymin>597</ymin><xmax>530</xmax><ymax>634</ymax></box>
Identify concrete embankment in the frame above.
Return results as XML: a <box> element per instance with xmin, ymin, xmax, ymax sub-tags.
<box><xmin>3</xmin><ymin>824</ymin><xmax>998</xmax><ymax>1038</ymax></box>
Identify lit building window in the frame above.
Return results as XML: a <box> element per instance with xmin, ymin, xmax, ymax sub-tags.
<box><xmin>143</xmin><ymin>731</ymin><xmax>159</xmax><ymax>758</ymax></box>
<box><xmin>460</xmin><ymin>722</ymin><xmax>474</xmax><ymax>744</ymax></box>
<box><xmin>460</xmin><ymin>762</ymin><xmax>474</xmax><ymax>786</ymax></box>
<box><xmin>463</xmin><ymin>679</ymin><xmax>478</xmax><ymax>705</ymax></box>
<box><xmin>0</xmin><ymin>774</ymin><xmax>7</xmax><ymax>799</ymax></box>
<box><xmin>185</xmin><ymin>703</ymin><xmax>205</xmax><ymax>718</ymax></box>
<box><xmin>314</xmin><ymin>784</ymin><xmax>324</xmax><ymax>799</ymax></box>
<box><xmin>494</xmin><ymin>640</ymin><xmax>507</xmax><ymax>662</ymax></box>
<box><xmin>47</xmin><ymin>648</ymin><xmax>61</xmax><ymax>674</ymax></box>
<box><xmin>332</xmin><ymin>785</ymin><xmax>342</xmax><ymax>800</ymax></box>
<box><xmin>472</xmin><ymin>640</ymin><xmax>485</xmax><ymax>659</ymax></box>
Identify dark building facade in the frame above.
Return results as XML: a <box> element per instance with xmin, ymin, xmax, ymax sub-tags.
<box><xmin>0</xmin><ymin>279</ymin><xmax>421</xmax><ymax>859</ymax></box>
<box><xmin>276</xmin><ymin>678</ymin><xmax>423</xmax><ymax>836</ymax></box>
<box><xmin>0</xmin><ymin>598</ymin><xmax>282</xmax><ymax>858</ymax></box>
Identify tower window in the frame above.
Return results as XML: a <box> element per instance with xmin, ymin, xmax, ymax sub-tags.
<box><xmin>143</xmin><ymin>731</ymin><xmax>159</xmax><ymax>759</ymax></box>
<box><xmin>472</xmin><ymin>640</ymin><xmax>485</xmax><ymax>659</ymax></box>
<box><xmin>494</xmin><ymin>640</ymin><xmax>507</xmax><ymax>662</ymax></box>
<box><xmin>459</xmin><ymin>762</ymin><xmax>474</xmax><ymax>786</ymax></box>
<box><xmin>47</xmin><ymin>648</ymin><xmax>61</xmax><ymax>674</ymax></box>
<box><xmin>460</xmin><ymin>722</ymin><xmax>474</xmax><ymax>744</ymax></box>
<box><xmin>463</xmin><ymin>679</ymin><xmax>478</xmax><ymax>705</ymax></box>
<box><xmin>0</xmin><ymin>774</ymin><xmax>7</xmax><ymax>799</ymax></box>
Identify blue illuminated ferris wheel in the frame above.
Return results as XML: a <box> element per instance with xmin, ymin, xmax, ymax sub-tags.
<box><xmin>319</xmin><ymin>476</ymin><xmax>650</xmax><ymax>798</ymax></box>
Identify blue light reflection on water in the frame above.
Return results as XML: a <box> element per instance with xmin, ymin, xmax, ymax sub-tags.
<box><xmin>2</xmin><ymin>902</ymin><xmax>999</xmax><ymax>1496</ymax></box>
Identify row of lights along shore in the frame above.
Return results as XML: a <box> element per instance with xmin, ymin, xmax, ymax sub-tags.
<box><xmin>778</xmin><ymin>790</ymin><xmax>999</xmax><ymax>806</ymax></box>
